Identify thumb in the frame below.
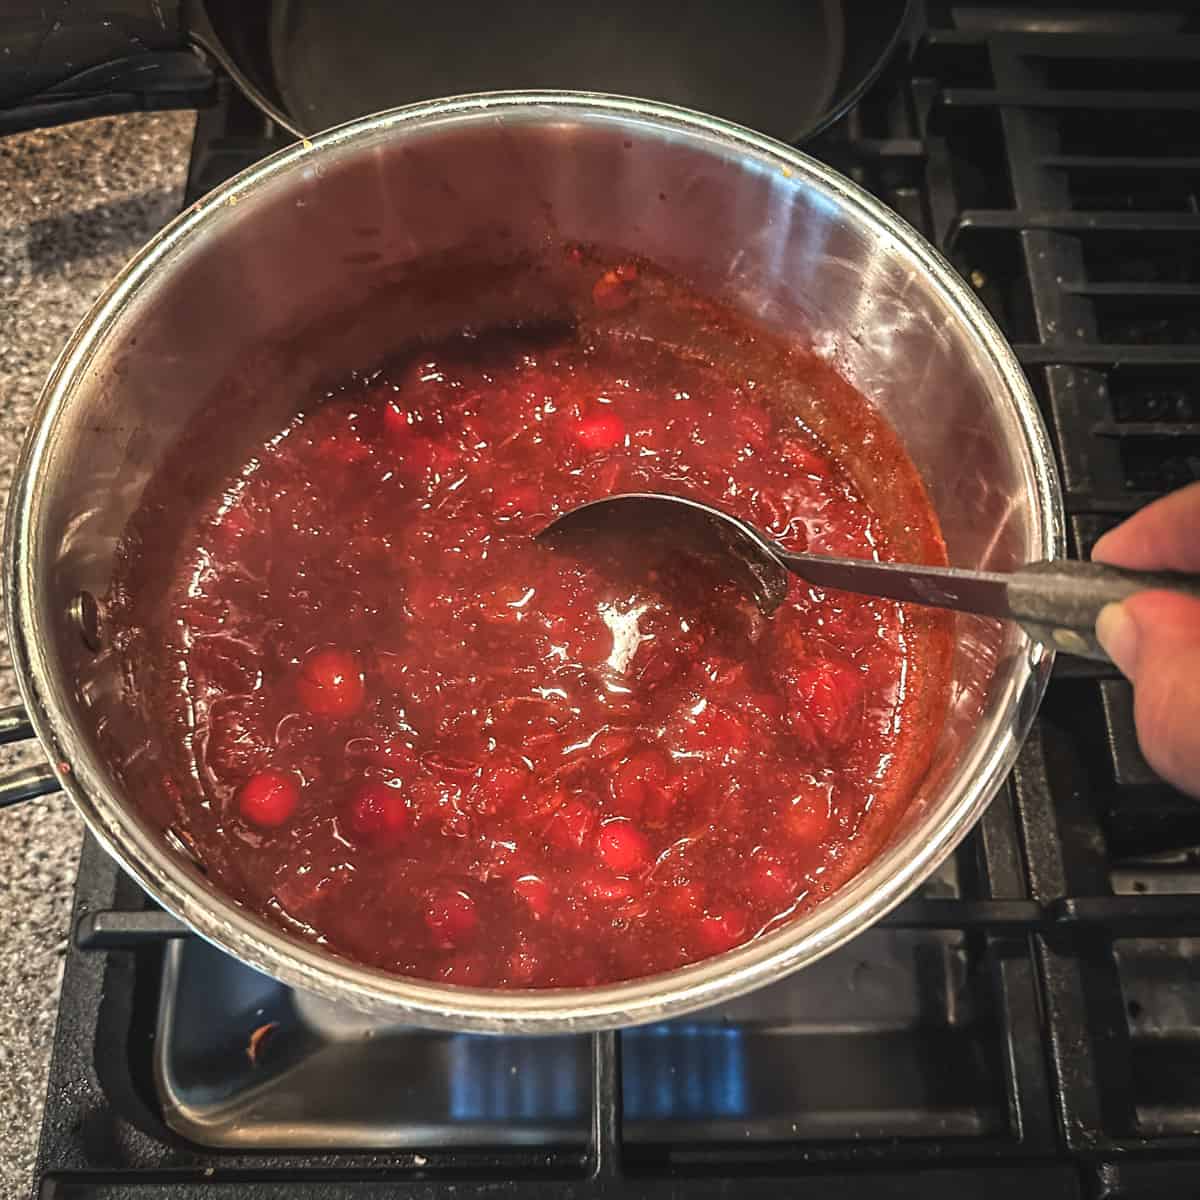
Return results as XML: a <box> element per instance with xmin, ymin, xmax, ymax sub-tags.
<box><xmin>1096</xmin><ymin>591</ymin><xmax>1200</xmax><ymax>798</ymax></box>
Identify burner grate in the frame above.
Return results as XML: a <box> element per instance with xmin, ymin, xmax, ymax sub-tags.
<box><xmin>915</xmin><ymin>15</ymin><xmax>1200</xmax><ymax>1163</ymax></box>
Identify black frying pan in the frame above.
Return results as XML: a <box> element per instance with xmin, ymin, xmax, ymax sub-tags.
<box><xmin>0</xmin><ymin>0</ymin><xmax>909</xmax><ymax>144</ymax></box>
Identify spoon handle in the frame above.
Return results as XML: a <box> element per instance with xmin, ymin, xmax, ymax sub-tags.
<box><xmin>775</xmin><ymin>551</ymin><xmax>1200</xmax><ymax>662</ymax></box>
<box><xmin>1006</xmin><ymin>561</ymin><xmax>1200</xmax><ymax>661</ymax></box>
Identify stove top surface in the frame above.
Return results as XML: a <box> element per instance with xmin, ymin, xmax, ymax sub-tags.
<box><xmin>30</xmin><ymin>3</ymin><xmax>1200</xmax><ymax>1197</ymax></box>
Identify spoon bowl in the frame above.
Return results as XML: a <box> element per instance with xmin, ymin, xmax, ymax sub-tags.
<box><xmin>537</xmin><ymin>492</ymin><xmax>794</xmax><ymax>614</ymax></box>
<box><xmin>539</xmin><ymin>493</ymin><xmax>1200</xmax><ymax>662</ymax></box>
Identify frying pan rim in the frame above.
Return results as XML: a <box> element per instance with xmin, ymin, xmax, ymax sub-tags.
<box><xmin>192</xmin><ymin>0</ymin><xmax>912</xmax><ymax>143</ymax></box>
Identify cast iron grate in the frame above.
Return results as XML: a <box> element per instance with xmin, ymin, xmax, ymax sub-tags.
<box><xmin>910</xmin><ymin>5</ymin><xmax>1200</xmax><ymax>1181</ymax></box>
<box><xmin>21</xmin><ymin>6</ymin><xmax>1200</xmax><ymax>1198</ymax></box>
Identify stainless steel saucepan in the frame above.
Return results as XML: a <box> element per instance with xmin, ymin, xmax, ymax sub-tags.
<box><xmin>2</xmin><ymin>92</ymin><xmax>1062</xmax><ymax>1032</ymax></box>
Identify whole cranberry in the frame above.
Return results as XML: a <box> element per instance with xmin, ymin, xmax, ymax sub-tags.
<box><xmin>345</xmin><ymin>779</ymin><xmax>411</xmax><ymax>845</ymax></box>
<box><xmin>237</xmin><ymin>769</ymin><xmax>300</xmax><ymax>829</ymax></box>
<box><xmin>694</xmin><ymin>903</ymin><xmax>750</xmax><ymax>957</ymax></box>
<box><xmin>595</xmin><ymin>818</ymin><xmax>651</xmax><ymax>875</ymax></box>
<box><xmin>296</xmin><ymin>646</ymin><xmax>365</xmax><ymax>718</ymax></box>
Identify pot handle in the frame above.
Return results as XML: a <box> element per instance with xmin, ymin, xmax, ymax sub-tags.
<box><xmin>0</xmin><ymin>0</ymin><xmax>214</xmax><ymax>136</ymax></box>
<box><xmin>0</xmin><ymin>704</ymin><xmax>61</xmax><ymax>807</ymax></box>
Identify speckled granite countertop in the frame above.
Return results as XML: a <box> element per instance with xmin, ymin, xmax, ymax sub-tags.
<box><xmin>0</xmin><ymin>110</ymin><xmax>195</xmax><ymax>1199</ymax></box>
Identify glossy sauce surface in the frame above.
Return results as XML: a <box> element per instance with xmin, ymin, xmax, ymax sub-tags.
<box><xmin>114</xmin><ymin>272</ymin><xmax>950</xmax><ymax>989</ymax></box>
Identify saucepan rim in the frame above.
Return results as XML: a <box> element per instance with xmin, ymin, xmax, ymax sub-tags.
<box><xmin>4</xmin><ymin>91</ymin><xmax>1063</xmax><ymax>1032</ymax></box>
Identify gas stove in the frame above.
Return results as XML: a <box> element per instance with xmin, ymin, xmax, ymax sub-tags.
<box><xmin>29</xmin><ymin>5</ymin><xmax>1200</xmax><ymax>1197</ymax></box>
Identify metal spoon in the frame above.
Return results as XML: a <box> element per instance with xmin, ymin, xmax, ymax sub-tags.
<box><xmin>537</xmin><ymin>492</ymin><xmax>1200</xmax><ymax>663</ymax></box>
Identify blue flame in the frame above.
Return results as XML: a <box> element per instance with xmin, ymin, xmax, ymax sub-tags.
<box><xmin>448</xmin><ymin>1036</ymin><xmax>584</xmax><ymax>1121</ymax></box>
<box><xmin>446</xmin><ymin>1023</ymin><xmax>747</xmax><ymax>1124</ymax></box>
<box><xmin>622</xmin><ymin>1023</ymin><xmax>747</xmax><ymax>1119</ymax></box>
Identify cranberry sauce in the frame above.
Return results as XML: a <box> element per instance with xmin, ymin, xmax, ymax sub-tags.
<box><xmin>112</xmin><ymin>274</ymin><xmax>951</xmax><ymax>989</ymax></box>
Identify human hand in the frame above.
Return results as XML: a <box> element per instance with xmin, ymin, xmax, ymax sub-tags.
<box><xmin>1093</xmin><ymin>480</ymin><xmax>1200</xmax><ymax>798</ymax></box>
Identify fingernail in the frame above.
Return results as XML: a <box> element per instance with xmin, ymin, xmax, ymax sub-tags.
<box><xmin>1090</xmin><ymin>531</ymin><xmax>1115</xmax><ymax>564</ymax></box>
<box><xmin>1096</xmin><ymin>602</ymin><xmax>1139</xmax><ymax>678</ymax></box>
